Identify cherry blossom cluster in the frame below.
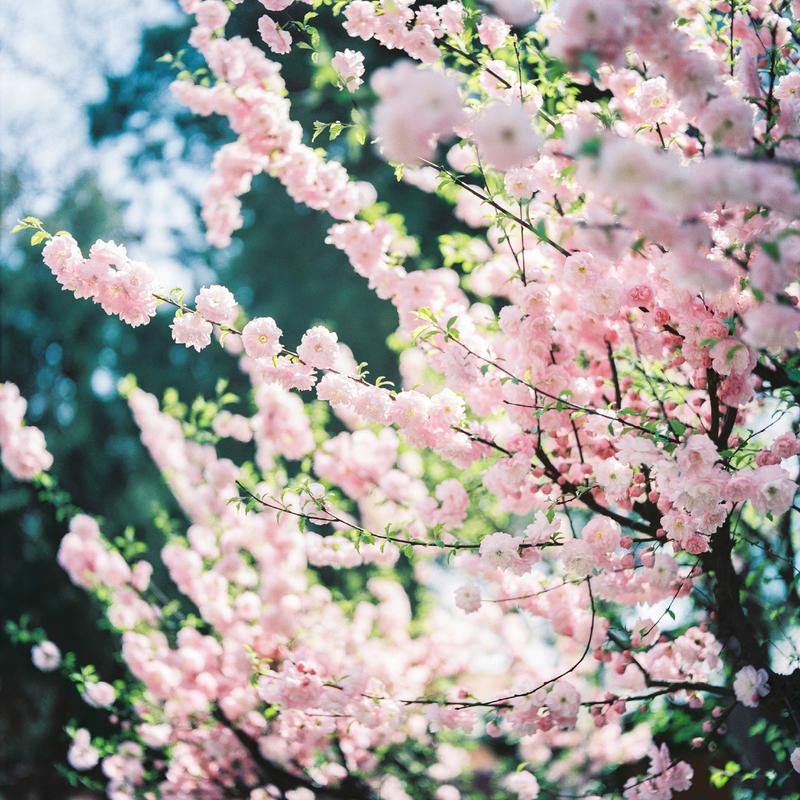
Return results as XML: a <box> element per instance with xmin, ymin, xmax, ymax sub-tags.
<box><xmin>8</xmin><ymin>0</ymin><xmax>800</xmax><ymax>798</ymax></box>
<box><xmin>172</xmin><ymin>3</ymin><xmax>376</xmax><ymax>247</ymax></box>
<box><xmin>41</xmin><ymin>235</ymin><xmax>158</xmax><ymax>327</ymax></box>
<box><xmin>0</xmin><ymin>381</ymin><xmax>53</xmax><ymax>480</ymax></box>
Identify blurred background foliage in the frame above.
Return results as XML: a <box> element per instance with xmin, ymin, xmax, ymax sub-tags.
<box><xmin>0</xmin><ymin>5</ymin><xmax>454</xmax><ymax>797</ymax></box>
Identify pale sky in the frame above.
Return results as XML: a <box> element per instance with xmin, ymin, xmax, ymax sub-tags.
<box><xmin>1</xmin><ymin>0</ymin><xmax>207</xmax><ymax>285</ymax></box>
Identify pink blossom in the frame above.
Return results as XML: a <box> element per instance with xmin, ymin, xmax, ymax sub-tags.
<box><xmin>454</xmin><ymin>584</ymin><xmax>481</xmax><ymax>613</ymax></box>
<box><xmin>285</xmin><ymin>790</ymin><xmax>315</xmax><ymax>800</ymax></box>
<box><xmin>471</xmin><ymin>102</ymin><xmax>540</xmax><ymax>171</ymax></box>
<box><xmin>343</xmin><ymin>0</ymin><xmax>377</xmax><ymax>39</ymax></box>
<box><xmin>212</xmin><ymin>410</ymin><xmax>253</xmax><ymax>442</ymax></box>
<box><xmin>297</xmin><ymin>325</ymin><xmax>339</xmax><ymax>369</ymax></box>
<box><xmin>624</xmin><ymin>744</ymin><xmax>693</xmax><ymax>798</ymax></box>
<box><xmin>593</xmin><ymin>458</ymin><xmax>632</xmax><ymax>500</ymax></box>
<box><xmin>559</xmin><ymin>538</ymin><xmax>596</xmax><ymax>578</ymax></box>
<box><xmin>170</xmin><ymin>312</ymin><xmax>213</xmax><ymax>352</ymax></box>
<box><xmin>548</xmin><ymin>680</ymin><xmax>580</xmax><ymax>727</ymax></box>
<box><xmin>742</xmin><ymin>303</ymin><xmax>800</xmax><ymax>352</ymax></box>
<box><xmin>710</xmin><ymin>338</ymin><xmax>749</xmax><ymax>376</ymax></box>
<box><xmin>68</xmin><ymin>729</ymin><xmax>100</xmax><ymax>771</ymax></box>
<box><xmin>562</xmin><ymin>252</ymin><xmax>600</xmax><ymax>288</ymax></box>
<box><xmin>131</xmin><ymin>560</ymin><xmax>153</xmax><ymax>592</ymax></box>
<box><xmin>195</xmin><ymin>0</ymin><xmax>229</xmax><ymax>30</ymax></box>
<box><xmin>433</xmin><ymin>478</ymin><xmax>469</xmax><ymax>527</ymax></box>
<box><xmin>2</xmin><ymin>426</ymin><xmax>53</xmax><ymax>480</ymax></box>
<box><xmin>661</xmin><ymin>510</ymin><xmax>695</xmax><ymax>547</ymax></box>
<box><xmin>439</xmin><ymin>2</ymin><xmax>465</xmax><ymax>36</ymax></box>
<box><xmin>676</xmin><ymin>435</ymin><xmax>719</xmax><ymax>472</ymax></box>
<box><xmin>615</xmin><ymin>433</ymin><xmax>662</xmax><ymax>466</ymax></box>
<box><xmin>83</xmin><ymin>681</ymin><xmax>117</xmax><ymax>709</ymax></box>
<box><xmin>523</xmin><ymin>514</ymin><xmax>562</xmax><ymax>544</ymax></box>
<box><xmin>490</xmin><ymin>0</ymin><xmax>537</xmax><ymax>27</ymax></box>
<box><xmin>733</xmin><ymin>665</ymin><xmax>770</xmax><ymax>708</ymax></box>
<box><xmin>548</xmin><ymin>0</ymin><xmax>633</xmax><ymax>68</ymax></box>
<box><xmin>316</xmin><ymin>372</ymin><xmax>358</xmax><ymax>407</ymax></box>
<box><xmin>259</xmin><ymin>0</ymin><xmax>293</xmax><ymax>10</ymax></box>
<box><xmin>635</xmin><ymin>77</ymin><xmax>671</xmax><ymax>121</ymax></box>
<box><xmin>241</xmin><ymin>316</ymin><xmax>283</xmax><ymax>359</ymax></box>
<box><xmin>371</xmin><ymin>61</ymin><xmax>464</xmax><ymax>164</ymax></box>
<box><xmin>195</xmin><ymin>284</ymin><xmax>237</xmax><ymax>325</ymax></box>
<box><xmin>332</xmin><ymin>49</ymin><xmax>365</xmax><ymax>91</ymax></box>
<box><xmin>137</xmin><ymin>723</ymin><xmax>172</xmax><ymax>748</ymax></box>
<box><xmin>582</xmin><ymin>518</ymin><xmax>621</xmax><ymax>553</ymax></box>
<box><xmin>88</xmin><ymin>239</ymin><xmax>127</xmax><ymax>268</ymax></box>
<box><xmin>479</xmin><ymin>531</ymin><xmax>521</xmax><ymax>569</ymax></box>
<box><xmin>42</xmin><ymin>234</ymin><xmax>83</xmax><ymax>281</ymax></box>
<box><xmin>476</xmin><ymin>16</ymin><xmax>510</xmax><ymax>50</ymax></box>
<box><xmin>503</xmin><ymin>770</ymin><xmax>540</xmax><ymax>799</ymax></box>
<box><xmin>698</xmin><ymin>95</ymin><xmax>754</xmax><ymax>151</ymax></box>
<box><xmin>258</xmin><ymin>14</ymin><xmax>292</xmax><ymax>54</ymax></box>
<box><xmin>504</xmin><ymin>167</ymin><xmax>538</xmax><ymax>199</ymax></box>
<box><xmin>31</xmin><ymin>640</ymin><xmax>61</xmax><ymax>672</ymax></box>
<box><xmin>0</xmin><ymin>382</ymin><xmax>26</xmax><ymax>438</ymax></box>
<box><xmin>749</xmin><ymin>465</ymin><xmax>796</xmax><ymax>515</ymax></box>
<box><xmin>771</xmin><ymin>433</ymin><xmax>800</xmax><ymax>461</ymax></box>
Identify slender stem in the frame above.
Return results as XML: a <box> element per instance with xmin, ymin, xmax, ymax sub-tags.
<box><xmin>422</xmin><ymin>160</ymin><xmax>572</xmax><ymax>257</ymax></box>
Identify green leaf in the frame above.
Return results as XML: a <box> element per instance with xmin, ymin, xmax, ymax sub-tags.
<box><xmin>329</xmin><ymin>121</ymin><xmax>344</xmax><ymax>140</ymax></box>
<box><xmin>725</xmin><ymin>343</ymin><xmax>743</xmax><ymax>362</ymax></box>
<box><xmin>668</xmin><ymin>419</ymin><xmax>686</xmax><ymax>438</ymax></box>
<box><xmin>312</xmin><ymin>121</ymin><xmax>327</xmax><ymax>142</ymax></box>
<box><xmin>761</xmin><ymin>240</ymin><xmax>780</xmax><ymax>262</ymax></box>
<box><xmin>579</xmin><ymin>137</ymin><xmax>602</xmax><ymax>157</ymax></box>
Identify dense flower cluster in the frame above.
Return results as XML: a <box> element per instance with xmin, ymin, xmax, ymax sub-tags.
<box><xmin>6</xmin><ymin>0</ymin><xmax>800</xmax><ymax>799</ymax></box>
<box><xmin>0</xmin><ymin>381</ymin><xmax>53</xmax><ymax>480</ymax></box>
<box><xmin>41</xmin><ymin>236</ymin><xmax>158</xmax><ymax>327</ymax></box>
<box><xmin>172</xmin><ymin>6</ymin><xmax>376</xmax><ymax>248</ymax></box>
